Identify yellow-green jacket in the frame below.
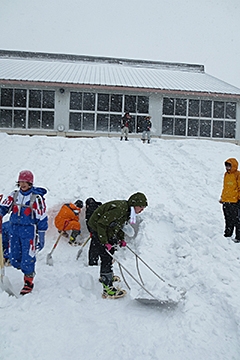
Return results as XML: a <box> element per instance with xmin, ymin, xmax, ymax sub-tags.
<box><xmin>88</xmin><ymin>192</ymin><xmax>147</xmax><ymax>244</ymax></box>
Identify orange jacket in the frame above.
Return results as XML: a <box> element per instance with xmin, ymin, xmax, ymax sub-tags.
<box><xmin>221</xmin><ymin>158</ymin><xmax>240</xmax><ymax>203</ymax></box>
<box><xmin>54</xmin><ymin>203</ymin><xmax>81</xmax><ymax>231</ymax></box>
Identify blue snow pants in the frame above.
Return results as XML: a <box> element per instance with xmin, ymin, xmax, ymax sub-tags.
<box><xmin>10</xmin><ymin>224</ymin><xmax>36</xmax><ymax>275</ymax></box>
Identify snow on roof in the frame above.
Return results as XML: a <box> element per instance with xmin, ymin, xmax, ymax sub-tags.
<box><xmin>0</xmin><ymin>50</ymin><xmax>240</xmax><ymax>95</ymax></box>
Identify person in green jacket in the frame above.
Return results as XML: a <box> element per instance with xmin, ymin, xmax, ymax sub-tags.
<box><xmin>88</xmin><ymin>192</ymin><xmax>148</xmax><ymax>298</ymax></box>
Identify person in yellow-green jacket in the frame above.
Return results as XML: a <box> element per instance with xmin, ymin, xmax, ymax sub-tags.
<box><xmin>88</xmin><ymin>192</ymin><xmax>148</xmax><ymax>298</ymax></box>
<box><xmin>219</xmin><ymin>158</ymin><xmax>240</xmax><ymax>243</ymax></box>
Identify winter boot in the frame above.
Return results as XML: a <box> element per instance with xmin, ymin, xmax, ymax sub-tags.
<box><xmin>125</xmin><ymin>137</ymin><xmax>128</xmax><ymax>141</ymax></box>
<box><xmin>142</xmin><ymin>139</ymin><xmax>145</xmax><ymax>143</ymax></box>
<box><xmin>20</xmin><ymin>275</ymin><xmax>34</xmax><ymax>295</ymax></box>
<box><xmin>102</xmin><ymin>283</ymin><xmax>127</xmax><ymax>299</ymax></box>
<box><xmin>147</xmin><ymin>140</ymin><xmax>150</xmax><ymax>144</ymax></box>
<box><xmin>69</xmin><ymin>230</ymin><xmax>80</xmax><ymax>245</ymax></box>
<box><xmin>120</xmin><ymin>136</ymin><xmax>123</xmax><ymax>141</ymax></box>
<box><xmin>100</xmin><ymin>273</ymin><xmax>126</xmax><ymax>299</ymax></box>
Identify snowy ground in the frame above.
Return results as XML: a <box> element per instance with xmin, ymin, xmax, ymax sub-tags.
<box><xmin>1</xmin><ymin>133</ymin><xmax>240</xmax><ymax>360</ymax></box>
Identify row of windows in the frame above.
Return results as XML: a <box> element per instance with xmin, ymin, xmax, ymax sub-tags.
<box><xmin>162</xmin><ymin>98</ymin><xmax>237</xmax><ymax>138</ymax></box>
<box><xmin>162</xmin><ymin>118</ymin><xmax>235</xmax><ymax>138</ymax></box>
<box><xmin>0</xmin><ymin>109</ymin><xmax>54</xmax><ymax>129</ymax></box>
<box><xmin>163</xmin><ymin>98</ymin><xmax>236</xmax><ymax>119</ymax></box>
<box><xmin>0</xmin><ymin>89</ymin><xmax>55</xmax><ymax>109</ymax></box>
<box><xmin>70</xmin><ymin>92</ymin><xmax>149</xmax><ymax>113</ymax></box>
<box><xmin>69</xmin><ymin>92</ymin><xmax>150</xmax><ymax>132</ymax></box>
<box><xmin>69</xmin><ymin>113</ymin><xmax>148</xmax><ymax>133</ymax></box>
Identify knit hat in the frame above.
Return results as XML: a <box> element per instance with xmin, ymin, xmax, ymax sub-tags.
<box><xmin>128</xmin><ymin>192</ymin><xmax>148</xmax><ymax>207</ymax></box>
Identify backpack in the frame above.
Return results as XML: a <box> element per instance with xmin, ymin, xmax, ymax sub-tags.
<box><xmin>9</xmin><ymin>190</ymin><xmax>42</xmax><ymax>219</ymax></box>
<box><xmin>85</xmin><ymin>197</ymin><xmax>102</xmax><ymax>231</ymax></box>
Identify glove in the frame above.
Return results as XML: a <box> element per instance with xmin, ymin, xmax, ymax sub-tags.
<box><xmin>37</xmin><ymin>231</ymin><xmax>45</xmax><ymax>251</ymax></box>
<box><xmin>119</xmin><ymin>240</ymin><xmax>127</xmax><ymax>247</ymax></box>
<box><xmin>105</xmin><ymin>243</ymin><xmax>112</xmax><ymax>251</ymax></box>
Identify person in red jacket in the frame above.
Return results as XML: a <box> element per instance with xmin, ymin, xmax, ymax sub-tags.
<box><xmin>54</xmin><ymin>200</ymin><xmax>83</xmax><ymax>245</ymax></box>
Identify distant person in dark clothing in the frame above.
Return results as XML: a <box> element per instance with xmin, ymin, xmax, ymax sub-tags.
<box><xmin>85</xmin><ymin>197</ymin><xmax>102</xmax><ymax>266</ymax></box>
<box><xmin>120</xmin><ymin>112</ymin><xmax>131</xmax><ymax>141</ymax></box>
<box><xmin>141</xmin><ymin>116</ymin><xmax>152</xmax><ymax>144</ymax></box>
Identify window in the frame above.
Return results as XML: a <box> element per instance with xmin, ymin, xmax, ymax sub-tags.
<box><xmin>125</xmin><ymin>95</ymin><xmax>136</xmax><ymax>113</ymax></box>
<box><xmin>175</xmin><ymin>118</ymin><xmax>186</xmax><ymax>136</ymax></box>
<box><xmin>0</xmin><ymin>109</ymin><xmax>12</xmax><ymax>127</ymax></box>
<box><xmin>110</xmin><ymin>114</ymin><xmax>121</xmax><ymax>132</ymax></box>
<box><xmin>137</xmin><ymin>96</ymin><xmax>149</xmax><ymax>113</ymax></box>
<box><xmin>70</xmin><ymin>92</ymin><xmax>82</xmax><ymax>110</ymax></box>
<box><xmin>162</xmin><ymin>97</ymin><xmax>236</xmax><ymax>139</ymax></box>
<box><xmin>110</xmin><ymin>94</ymin><xmax>122</xmax><ymax>112</ymax></box>
<box><xmin>1</xmin><ymin>88</ymin><xmax>13</xmax><ymax>107</ymax></box>
<box><xmin>0</xmin><ymin>88</ymin><xmax>55</xmax><ymax>130</ymax></box>
<box><xmin>226</xmin><ymin>102</ymin><xmax>236</xmax><ymax>119</ymax></box>
<box><xmin>83</xmin><ymin>93</ymin><xmax>95</xmax><ymax>111</ymax></box>
<box><xmin>200</xmin><ymin>120</ymin><xmax>211</xmax><ymax>137</ymax></box>
<box><xmin>188</xmin><ymin>119</ymin><xmax>199</xmax><ymax>136</ymax></box>
<box><xmin>162</xmin><ymin>117</ymin><xmax>173</xmax><ymax>135</ymax></box>
<box><xmin>97</xmin><ymin>114</ymin><xmax>109</xmax><ymax>131</ymax></box>
<box><xmin>13</xmin><ymin>110</ymin><xmax>26</xmax><ymax>128</ymax></box>
<box><xmin>225</xmin><ymin>121</ymin><xmax>235</xmax><ymax>138</ymax></box>
<box><xmin>189</xmin><ymin>100</ymin><xmax>200</xmax><ymax>117</ymax></box>
<box><xmin>82</xmin><ymin>113</ymin><xmax>95</xmax><ymax>131</ymax></box>
<box><xmin>213</xmin><ymin>101</ymin><xmax>224</xmax><ymax>118</ymax></box>
<box><xmin>201</xmin><ymin>100</ymin><xmax>212</xmax><ymax>118</ymax></box>
<box><xmin>163</xmin><ymin>98</ymin><xmax>174</xmax><ymax>115</ymax></box>
<box><xmin>29</xmin><ymin>110</ymin><xmax>41</xmax><ymax>128</ymax></box>
<box><xmin>14</xmin><ymin>89</ymin><xmax>27</xmax><ymax>107</ymax></box>
<box><xmin>69</xmin><ymin>91</ymin><xmax>149</xmax><ymax>133</ymax></box>
<box><xmin>97</xmin><ymin>94</ymin><xmax>109</xmax><ymax>111</ymax></box>
<box><xmin>175</xmin><ymin>99</ymin><xmax>187</xmax><ymax>116</ymax></box>
<box><xmin>69</xmin><ymin>113</ymin><xmax>82</xmax><ymax>130</ymax></box>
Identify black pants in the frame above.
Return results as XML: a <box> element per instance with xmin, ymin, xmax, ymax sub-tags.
<box><xmin>223</xmin><ymin>202</ymin><xmax>240</xmax><ymax>239</ymax></box>
<box><xmin>88</xmin><ymin>230</ymin><xmax>115</xmax><ymax>278</ymax></box>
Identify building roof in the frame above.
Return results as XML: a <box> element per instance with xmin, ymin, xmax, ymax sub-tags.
<box><xmin>0</xmin><ymin>50</ymin><xmax>240</xmax><ymax>96</ymax></box>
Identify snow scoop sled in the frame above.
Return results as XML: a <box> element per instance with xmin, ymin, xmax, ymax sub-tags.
<box><xmin>0</xmin><ymin>219</ymin><xmax>18</xmax><ymax>297</ymax></box>
<box><xmin>76</xmin><ymin>235</ymin><xmax>91</xmax><ymax>260</ymax></box>
<box><xmin>106</xmin><ymin>245</ymin><xmax>186</xmax><ymax>306</ymax></box>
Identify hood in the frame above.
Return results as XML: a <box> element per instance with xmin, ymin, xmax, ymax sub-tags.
<box><xmin>225</xmin><ymin>158</ymin><xmax>238</xmax><ymax>173</ymax></box>
<box><xmin>32</xmin><ymin>186</ymin><xmax>47</xmax><ymax>197</ymax></box>
<box><xmin>128</xmin><ymin>192</ymin><xmax>148</xmax><ymax>207</ymax></box>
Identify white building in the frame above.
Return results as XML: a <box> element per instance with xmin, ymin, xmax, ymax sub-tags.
<box><xmin>0</xmin><ymin>49</ymin><xmax>240</xmax><ymax>141</ymax></box>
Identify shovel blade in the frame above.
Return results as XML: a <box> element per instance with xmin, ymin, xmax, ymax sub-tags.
<box><xmin>0</xmin><ymin>275</ymin><xmax>18</xmax><ymax>298</ymax></box>
<box><xmin>76</xmin><ymin>248</ymin><xmax>83</xmax><ymax>260</ymax></box>
<box><xmin>46</xmin><ymin>253</ymin><xmax>53</xmax><ymax>266</ymax></box>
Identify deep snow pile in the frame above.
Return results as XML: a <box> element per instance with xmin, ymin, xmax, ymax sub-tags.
<box><xmin>1</xmin><ymin>133</ymin><xmax>240</xmax><ymax>360</ymax></box>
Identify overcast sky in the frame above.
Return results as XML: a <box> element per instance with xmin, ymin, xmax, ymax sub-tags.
<box><xmin>1</xmin><ymin>0</ymin><xmax>240</xmax><ymax>88</ymax></box>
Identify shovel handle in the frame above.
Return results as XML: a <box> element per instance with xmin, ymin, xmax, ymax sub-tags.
<box><xmin>76</xmin><ymin>235</ymin><xmax>91</xmax><ymax>260</ymax></box>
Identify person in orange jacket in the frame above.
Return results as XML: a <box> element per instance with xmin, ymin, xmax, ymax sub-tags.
<box><xmin>219</xmin><ymin>158</ymin><xmax>240</xmax><ymax>243</ymax></box>
<box><xmin>54</xmin><ymin>200</ymin><xmax>83</xmax><ymax>245</ymax></box>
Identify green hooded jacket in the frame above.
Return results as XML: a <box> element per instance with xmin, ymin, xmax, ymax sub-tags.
<box><xmin>88</xmin><ymin>192</ymin><xmax>148</xmax><ymax>244</ymax></box>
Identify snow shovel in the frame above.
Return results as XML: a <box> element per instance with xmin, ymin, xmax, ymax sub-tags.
<box><xmin>46</xmin><ymin>231</ymin><xmax>64</xmax><ymax>266</ymax></box>
<box><xmin>0</xmin><ymin>219</ymin><xmax>17</xmax><ymax>297</ymax></box>
<box><xmin>76</xmin><ymin>235</ymin><xmax>91</xmax><ymax>260</ymax></box>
